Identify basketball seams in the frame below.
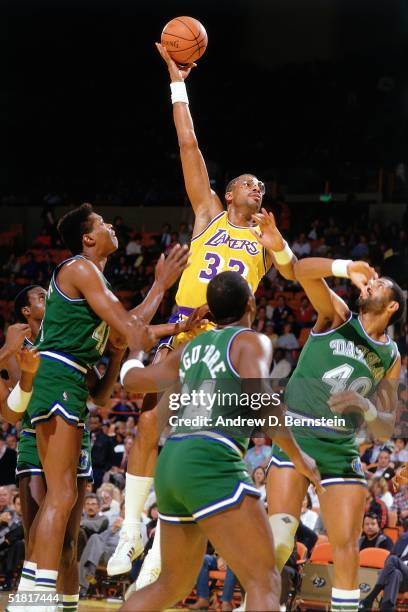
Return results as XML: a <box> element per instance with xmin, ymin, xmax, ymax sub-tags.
<box><xmin>174</xmin><ymin>17</ymin><xmax>201</xmax><ymax>63</ymax></box>
<box><xmin>162</xmin><ymin>31</ymin><xmax>197</xmax><ymax>42</ymax></box>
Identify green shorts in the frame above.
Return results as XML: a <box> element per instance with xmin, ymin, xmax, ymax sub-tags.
<box><xmin>27</xmin><ymin>353</ymin><xmax>88</xmax><ymax>428</ymax></box>
<box><xmin>155</xmin><ymin>433</ymin><xmax>260</xmax><ymax>524</ymax></box>
<box><xmin>16</xmin><ymin>426</ymin><xmax>93</xmax><ymax>481</ymax></box>
<box><xmin>268</xmin><ymin>431</ymin><xmax>367</xmax><ymax>488</ymax></box>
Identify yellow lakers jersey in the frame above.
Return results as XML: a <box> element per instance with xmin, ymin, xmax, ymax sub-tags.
<box><xmin>176</xmin><ymin>211</ymin><xmax>268</xmax><ymax>309</ymax></box>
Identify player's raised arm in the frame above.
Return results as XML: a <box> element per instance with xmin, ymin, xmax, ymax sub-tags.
<box><xmin>293</xmin><ymin>258</ymin><xmax>376</xmax><ymax>332</ymax></box>
<box><xmin>156</xmin><ymin>43</ymin><xmax>223</xmax><ymax>235</ymax></box>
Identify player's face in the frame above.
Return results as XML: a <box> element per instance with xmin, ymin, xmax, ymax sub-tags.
<box><xmin>89</xmin><ymin>213</ymin><xmax>118</xmax><ymax>254</ymax></box>
<box><xmin>357</xmin><ymin>277</ymin><xmax>397</xmax><ymax>318</ymax></box>
<box><xmin>27</xmin><ymin>287</ymin><xmax>46</xmax><ymax>321</ymax></box>
<box><xmin>227</xmin><ymin>175</ymin><xmax>264</xmax><ymax>212</ymax></box>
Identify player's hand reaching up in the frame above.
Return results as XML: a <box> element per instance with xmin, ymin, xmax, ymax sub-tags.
<box><xmin>155</xmin><ymin>42</ymin><xmax>196</xmax><ymax>82</ymax></box>
<box><xmin>250</xmin><ymin>208</ymin><xmax>286</xmax><ymax>253</ymax></box>
<box><xmin>5</xmin><ymin>323</ymin><xmax>31</xmax><ymax>354</ymax></box>
<box><xmin>126</xmin><ymin>316</ymin><xmax>157</xmax><ymax>354</ymax></box>
<box><xmin>348</xmin><ymin>261</ymin><xmax>377</xmax><ymax>291</ymax></box>
<box><xmin>155</xmin><ymin>244</ymin><xmax>190</xmax><ymax>290</ymax></box>
<box><xmin>16</xmin><ymin>348</ymin><xmax>40</xmax><ymax>375</ymax></box>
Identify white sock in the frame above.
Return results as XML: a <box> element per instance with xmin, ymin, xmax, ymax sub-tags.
<box><xmin>123</xmin><ymin>473</ymin><xmax>153</xmax><ymax>531</ymax></box>
<box><xmin>18</xmin><ymin>560</ymin><xmax>37</xmax><ymax>591</ymax></box>
<box><xmin>331</xmin><ymin>587</ymin><xmax>360</xmax><ymax>611</ymax></box>
<box><xmin>145</xmin><ymin>519</ymin><xmax>161</xmax><ymax>567</ymax></box>
<box><xmin>35</xmin><ymin>568</ymin><xmax>58</xmax><ymax>592</ymax></box>
<box><xmin>62</xmin><ymin>593</ymin><xmax>79</xmax><ymax>612</ymax></box>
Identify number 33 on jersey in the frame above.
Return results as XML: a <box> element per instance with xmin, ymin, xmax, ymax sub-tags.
<box><xmin>176</xmin><ymin>211</ymin><xmax>268</xmax><ymax>309</ymax></box>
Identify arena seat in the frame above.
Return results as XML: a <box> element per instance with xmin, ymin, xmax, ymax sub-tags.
<box><xmin>359</xmin><ymin>547</ymin><xmax>390</xmax><ymax>569</ymax></box>
<box><xmin>296</xmin><ymin>542</ymin><xmax>308</xmax><ymax>565</ymax></box>
<box><xmin>388</xmin><ymin>511</ymin><xmax>398</xmax><ymax>528</ymax></box>
<box><xmin>317</xmin><ymin>534</ymin><xmax>329</xmax><ymax>545</ymax></box>
<box><xmin>310</xmin><ymin>542</ymin><xmax>333</xmax><ymax>564</ymax></box>
<box><xmin>384</xmin><ymin>526</ymin><xmax>399</xmax><ymax>543</ymax></box>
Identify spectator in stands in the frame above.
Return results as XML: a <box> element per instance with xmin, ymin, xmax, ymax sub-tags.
<box><xmin>369</xmin><ymin>477</ymin><xmax>394</xmax><ymax>510</ymax></box>
<box><xmin>359</xmin><ymin>513</ymin><xmax>393</xmax><ymax>551</ymax></box>
<box><xmin>96</xmin><ymin>483</ymin><xmax>121</xmax><ymax>515</ymax></box>
<box><xmin>252</xmin><ymin>467</ymin><xmax>266</xmax><ymax>504</ymax></box>
<box><xmin>79</xmin><ymin>503</ymin><xmax>123</xmax><ymax>597</ymax></box>
<box><xmin>99</xmin><ymin>489</ymin><xmax>119</xmax><ymax>523</ymax></box>
<box><xmin>359</xmin><ymin>519</ymin><xmax>408</xmax><ymax>611</ymax></box>
<box><xmin>178</xmin><ymin>222</ymin><xmax>191</xmax><ymax>246</ymax></box>
<box><xmin>367</xmin><ymin>449</ymin><xmax>395</xmax><ymax>482</ymax></box>
<box><xmin>272</xmin><ymin>295</ymin><xmax>293</xmax><ymax>334</ymax></box>
<box><xmin>0</xmin><ymin>437</ymin><xmax>17</xmax><ymax>486</ymax></box>
<box><xmin>2</xmin><ymin>253</ymin><xmax>21</xmax><ymax>276</ymax></box>
<box><xmin>291</xmin><ymin>233</ymin><xmax>311</xmax><ymax>258</ymax></box>
<box><xmin>189</xmin><ymin>554</ymin><xmax>237</xmax><ymax>612</ymax></box>
<box><xmin>351</xmin><ymin>234</ymin><xmax>369</xmax><ymax>259</ymax></box>
<box><xmin>109</xmin><ymin>388</ymin><xmax>136</xmax><ymax>422</ymax></box>
<box><xmin>276</xmin><ymin>323</ymin><xmax>299</xmax><ymax>351</ymax></box>
<box><xmin>253</xmin><ymin>306</ymin><xmax>267</xmax><ymax>333</ymax></box>
<box><xmin>298</xmin><ymin>297</ymin><xmax>316</xmax><ymax>328</ymax></box>
<box><xmin>113</xmin><ymin>216</ymin><xmax>131</xmax><ymax>248</ymax></box>
<box><xmin>125</xmin><ymin>233</ymin><xmax>142</xmax><ymax>257</ymax></box>
<box><xmin>6</xmin><ymin>435</ymin><xmax>17</xmax><ymax>451</ymax></box>
<box><xmin>0</xmin><ymin>488</ymin><xmax>12</xmax><ymax>514</ymax></box>
<box><xmin>264</xmin><ymin>322</ymin><xmax>278</xmax><ymax>348</ymax></box>
<box><xmin>361</xmin><ymin>437</ymin><xmax>389</xmax><ymax>466</ymax></box>
<box><xmin>300</xmin><ymin>493</ymin><xmax>318</xmax><ymax>530</ymax></box>
<box><xmin>160</xmin><ymin>223</ymin><xmax>172</xmax><ymax>249</ymax></box>
<box><xmin>265</xmin><ymin>298</ymin><xmax>274</xmax><ymax>321</ymax></box>
<box><xmin>365</xmin><ymin>488</ymin><xmax>388</xmax><ymax>529</ymax></box>
<box><xmin>392</xmin><ymin>484</ymin><xmax>408</xmax><ymax>524</ymax></box>
<box><xmin>89</xmin><ymin>415</ymin><xmax>114</xmax><ymax>489</ymax></box>
<box><xmin>244</xmin><ymin>435</ymin><xmax>272</xmax><ymax>472</ymax></box>
<box><xmin>270</xmin><ymin>348</ymin><xmax>292</xmax><ymax>380</ymax></box>
<box><xmin>391</xmin><ymin>438</ymin><xmax>408</xmax><ymax>463</ymax></box>
<box><xmin>0</xmin><ymin>493</ymin><xmax>24</xmax><ymax>590</ymax></box>
<box><xmin>77</xmin><ymin>494</ymin><xmax>109</xmax><ymax>558</ymax></box>
<box><xmin>20</xmin><ymin>252</ymin><xmax>38</xmax><ymax>281</ymax></box>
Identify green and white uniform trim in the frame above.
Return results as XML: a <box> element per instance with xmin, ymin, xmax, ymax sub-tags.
<box><xmin>268</xmin><ymin>313</ymin><xmax>399</xmax><ymax>486</ymax></box>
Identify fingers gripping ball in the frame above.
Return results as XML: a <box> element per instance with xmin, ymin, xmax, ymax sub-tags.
<box><xmin>161</xmin><ymin>16</ymin><xmax>207</xmax><ymax>64</ymax></box>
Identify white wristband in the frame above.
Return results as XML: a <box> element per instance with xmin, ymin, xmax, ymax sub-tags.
<box><xmin>170</xmin><ymin>81</ymin><xmax>189</xmax><ymax>104</ymax></box>
<box><xmin>363</xmin><ymin>398</ymin><xmax>377</xmax><ymax>423</ymax></box>
<box><xmin>332</xmin><ymin>259</ymin><xmax>352</xmax><ymax>278</ymax></box>
<box><xmin>7</xmin><ymin>382</ymin><xmax>33</xmax><ymax>413</ymax></box>
<box><xmin>120</xmin><ymin>359</ymin><xmax>144</xmax><ymax>386</ymax></box>
<box><xmin>272</xmin><ymin>241</ymin><xmax>294</xmax><ymax>266</ymax></box>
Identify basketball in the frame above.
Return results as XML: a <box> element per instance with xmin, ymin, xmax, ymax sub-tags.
<box><xmin>161</xmin><ymin>16</ymin><xmax>208</xmax><ymax>65</ymax></box>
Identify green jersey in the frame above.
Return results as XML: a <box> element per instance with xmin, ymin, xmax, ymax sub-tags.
<box><xmin>36</xmin><ymin>255</ymin><xmax>111</xmax><ymax>368</ymax></box>
<box><xmin>175</xmin><ymin>326</ymin><xmax>256</xmax><ymax>452</ymax></box>
<box><xmin>285</xmin><ymin>313</ymin><xmax>399</xmax><ymax>439</ymax></box>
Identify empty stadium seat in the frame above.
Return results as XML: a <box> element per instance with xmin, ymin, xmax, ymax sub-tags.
<box><xmin>359</xmin><ymin>547</ymin><xmax>390</xmax><ymax>569</ymax></box>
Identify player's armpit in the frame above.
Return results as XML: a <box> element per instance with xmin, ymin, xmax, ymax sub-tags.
<box><xmin>122</xmin><ymin>347</ymin><xmax>183</xmax><ymax>393</ymax></box>
<box><xmin>230</xmin><ymin>331</ymin><xmax>273</xmax><ymax>379</ymax></box>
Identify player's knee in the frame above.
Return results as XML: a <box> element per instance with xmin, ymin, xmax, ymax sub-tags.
<box><xmin>137</xmin><ymin>410</ymin><xmax>159</xmax><ymax>442</ymax></box>
<box><xmin>246</xmin><ymin>566</ymin><xmax>281</xmax><ymax>595</ymax></box>
<box><xmin>332</xmin><ymin>539</ymin><xmax>359</xmax><ymax>561</ymax></box>
<box><xmin>48</xmin><ymin>484</ymin><xmax>78</xmax><ymax>513</ymax></box>
<box><xmin>269</xmin><ymin>513</ymin><xmax>299</xmax><ymax>572</ymax></box>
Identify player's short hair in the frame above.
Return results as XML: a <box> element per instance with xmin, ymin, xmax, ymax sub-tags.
<box><xmin>57</xmin><ymin>203</ymin><xmax>94</xmax><ymax>254</ymax></box>
<box><xmin>225</xmin><ymin>172</ymin><xmax>257</xmax><ymax>195</ymax></box>
<box><xmin>207</xmin><ymin>271</ymin><xmax>251</xmax><ymax>325</ymax></box>
<box><xmin>14</xmin><ymin>285</ymin><xmax>41</xmax><ymax>322</ymax></box>
<box><xmin>383</xmin><ymin>277</ymin><xmax>406</xmax><ymax>325</ymax></box>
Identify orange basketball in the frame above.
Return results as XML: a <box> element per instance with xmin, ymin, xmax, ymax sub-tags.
<box><xmin>161</xmin><ymin>16</ymin><xmax>208</xmax><ymax>65</ymax></box>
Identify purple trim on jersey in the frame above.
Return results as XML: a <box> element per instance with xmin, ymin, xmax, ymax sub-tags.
<box><xmin>190</xmin><ymin>212</ymin><xmax>225</xmax><ymax>243</ymax></box>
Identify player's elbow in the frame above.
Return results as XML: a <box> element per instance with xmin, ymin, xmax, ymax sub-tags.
<box><xmin>177</xmin><ymin>130</ymin><xmax>198</xmax><ymax>151</ymax></box>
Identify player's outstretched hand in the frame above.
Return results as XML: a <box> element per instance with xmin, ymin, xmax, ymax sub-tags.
<box><xmin>126</xmin><ymin>316</ymin><xmax>157</xmax><ymax>354</ymax></box>
<box><xmin>250</xmin><ymin>208</ymin><xmax>286</xmax><ymax>252</ymax></box>
<box><xmin>175</xmin><ymin>304</ymin><xmax>210</xmax><ymax>337</ymax></box>
<box><xmin>155</xmin><ymin>244</ymin><xmax>190</xmax><ymax>290</ymax></box>
<box><xmin>5</xmin><ymin>323</ymin><xmax>31</xmax><ymax>355</ymax></box>
<box><xmin>16</xmin><ymin>348</ymin><xmax>40</xmax><ymax>375</ymax></box>
<box><xmin>348</xmin><ymin>261</ymin><xmax>377</xmax><ymax>291</ymax></box>
<box><xmin>292</xmin><ymin>449</ymin><xmax>325</xmax><ymax>496</ymax></box>
<box><xmin>155</xmin><ymin>42</ymin><xmax>196</xmax><ymax>82</ymax></box>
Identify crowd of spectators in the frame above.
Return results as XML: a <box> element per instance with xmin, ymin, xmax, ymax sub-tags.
<box><xmin>0</xmin><ymin>201</ymin><xmax>406</xmax><ymax>594</ymax></box>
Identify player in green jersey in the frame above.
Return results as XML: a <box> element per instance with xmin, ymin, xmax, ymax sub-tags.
<box><xmin>265</xmin><ymin>255</ymin><xmax>404</xmax><ymax>612</ymax></box>
<box><xmin>3</xmin><ymin>285</ymin><xmax>126</xmax><ymax>612</ymax></box>
<box><xmin>23</xmin><ymin>203</ymin><xmax>191</xmax><ymax>602</ymax></box>
<box><xmin>118</xmin><ymin>271</ymin><xmax>322</xmax><ymax>612</ymax></box>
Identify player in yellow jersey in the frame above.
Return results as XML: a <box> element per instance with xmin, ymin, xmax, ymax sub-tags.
<box><xmin>107</xmin><ymin>42</ymin><xmax>297</xmax><ymax>579</ymax></box>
